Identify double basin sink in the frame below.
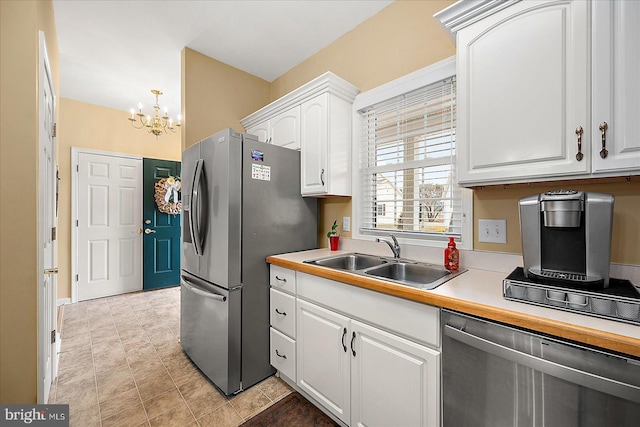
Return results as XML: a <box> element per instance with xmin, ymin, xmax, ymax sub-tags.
<box><xmin>304</xmin><ymin>253</ymin><xmax>465</xmax><ymax>290</ymax></box>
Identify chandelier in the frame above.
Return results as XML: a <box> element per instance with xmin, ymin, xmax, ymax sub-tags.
<box><xmin>128</xmin><ymin>89</ymin><xmax>181</xmax><ymax>137</ymax></box>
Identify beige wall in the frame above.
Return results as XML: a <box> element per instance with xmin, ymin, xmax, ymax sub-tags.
<box><xmin>181</xmin><ymin>48</ymin><xmax>271</xmax><ymax>149</ymax></box>
<box><xmin>56</xmin><ymin>98</ymin><xmax>182</xmax><ymax>300</ymax></box>
<box><xmin>0</xmin><ymin>0</ymin><xmax>59</xmax><ymax>404</ymax></box>
<box><xmin>473</xmin><ymin>178</ymin><xmax>640</xmax><ymax>265</ymax></box>
<box><xmin>269</xmin><ymin>0</ymin><xmax>456</xmax><ymax>246</ymax></box>
<box><xmin>270</xmin><ymin>0</ymin><xmax>456</xmax><ymax>100</ymax></box>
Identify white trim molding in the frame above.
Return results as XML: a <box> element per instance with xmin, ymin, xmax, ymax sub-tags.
<box><xmin>57</xmin><ymin>298</ymin><xmax>71</xmax><ymax>306</ymax></box>
<box><xmin>351</xmin><ymin>56</ymin><xmax>474</xmax><ymax>250</ymax></box>
<box><xmin>241</xmin><ymin>71</ymin><xmax>359</xmax><ymax>129</ymax></box>
<box><xmin>434</xmin><ymin>0</ymin><xmax>520</xmax><ymax>38</ymax></box>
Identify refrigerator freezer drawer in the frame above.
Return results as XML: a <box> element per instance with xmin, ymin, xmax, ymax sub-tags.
<box><xmin>180</xmin><ymin>275</ymin><xmax>241</xmax><ymax>395</ymax></box>
<box><xmin>270</xmin><ymin>327</ymin><xmax>296</xmax><ymax>381</ymax></box>
<box><xmin>270</xmin><ymin>288</ymin><xmax>296</xmax><ymax>339</ymax></box>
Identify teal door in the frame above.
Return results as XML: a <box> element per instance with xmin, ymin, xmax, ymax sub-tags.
<box><xmin>143</xmin><ymin>158</ymin><xmax>181</xmax><ymax>290</ymax></box>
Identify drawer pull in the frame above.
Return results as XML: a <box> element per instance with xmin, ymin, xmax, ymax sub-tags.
<box><xmin>275</xmin><ymin>349</ymin><xmax>287</xmax><ymax>359</ymax></box>
<box><xmin>275</xmin><ymin>308</ymin><xmax>287</xmax><ymax>316</ymax></box>
<box><xmin>341</xmin><ymin>327</ymin><xmax>347</xmax><ymax>352</ymax></box>
<box><xmin>275</xmin><ymin>276</ymin><xmax>287</xmax><ymax>282</ymax></box>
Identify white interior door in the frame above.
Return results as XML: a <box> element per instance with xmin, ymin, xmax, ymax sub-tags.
<box><xmin>38</xmin><ymin>31</ymin><xmax>57</xmax><ymax>404</ymax></box>
<box><xmin>77</xmin><ymin>152</ymin><xmax>142</xmax><ymax>301</ymax></box>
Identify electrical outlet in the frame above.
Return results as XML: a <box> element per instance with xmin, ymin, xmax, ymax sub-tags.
<box><xmin>478</xmin><ymin>219</ymin><xmax>507</xmax><ymax>244</ymax></box>
<box><xmin>342</xmin><ymin>216</ymin><xmax>351</xmax><ymax>232</ymax></box>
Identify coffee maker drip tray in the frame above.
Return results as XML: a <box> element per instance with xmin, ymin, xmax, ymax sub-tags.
<box><xmin>504</xmin><ymin>267</ymin><xmax>640</xmax><ymax>325</ymax></box>
<box><xmin>527</xmin><ymin>268</ymin><xmax>603</xmax><ymax>288</ymax></box>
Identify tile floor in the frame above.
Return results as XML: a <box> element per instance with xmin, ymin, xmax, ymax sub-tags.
<box><xmin>50</xmin><ymin>286</ymin><xmax>292</xmax><ymax>427</ymax></box>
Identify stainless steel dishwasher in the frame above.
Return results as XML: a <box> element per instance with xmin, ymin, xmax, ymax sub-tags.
<box><xmin>442</xmin><ymin>309</ymin><xmax>640</xmax><ymax>426</ymax></box>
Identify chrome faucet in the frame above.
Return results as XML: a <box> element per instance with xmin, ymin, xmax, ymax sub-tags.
<box><xmin>377</xmin><ymin>234</ymin><xmax>401</xmax><ymax>259</ymax></box>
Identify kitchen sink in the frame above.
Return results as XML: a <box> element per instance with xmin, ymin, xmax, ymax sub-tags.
<box><xmin>304</xmin><ymin>253</ymin><xmax>387</xmax><ymax>271</ymax></box>
<box><xmin>304</xmin><ymin>253</ymin><xmax>465</xmax><ymax>290</ymax></box>
<box><xmin>364</xmin><ymin>262</ymin><xmax>455</xmax><ymax>290</ymax></box>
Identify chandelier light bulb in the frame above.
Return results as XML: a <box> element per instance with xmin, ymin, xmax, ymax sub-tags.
<box><xmin>138</xmin><ymin>102</ymin><xmax>143</xmax><ymax>110</ymax></box>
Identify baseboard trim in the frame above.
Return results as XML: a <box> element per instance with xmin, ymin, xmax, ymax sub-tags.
<box><xmin>57</xmin><ymin>298</ymin><xmax>71</xmax><ymax>306</ymax></box>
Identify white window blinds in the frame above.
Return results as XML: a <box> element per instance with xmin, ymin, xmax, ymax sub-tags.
<box><xmin>359</xmin><ymin>77</ymin><xmax>460</xmax><ymax>240</ymax></box>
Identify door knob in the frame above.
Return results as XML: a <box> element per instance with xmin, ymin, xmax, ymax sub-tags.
<box><xmin>44</xmin><ymin>268</ymin><xmax>58</xmax><ymax>275</ymax></box>
<box><xmin>144</xmin><ymin>228</ymin><xmax>156</xmax><ymax>234</ymax></box>
<box><xmin>144</xmin><ymin>219</ymin><xmax>152</xmax><ymax>224</ymax></box>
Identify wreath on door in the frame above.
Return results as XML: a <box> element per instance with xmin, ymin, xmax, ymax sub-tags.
<box><xmin>154</xmin><ymin>176</ymin><xmax>182</xmax><ymax>215</ymax></box>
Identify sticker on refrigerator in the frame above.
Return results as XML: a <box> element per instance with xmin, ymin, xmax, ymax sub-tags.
<box><xmin>251</xmin><ymin>164</ymin><xmax>271</xmax><ymax>181</ymax></box>
<box><xmin>251</xmin><ymin>150</ymin><xmax>264</xmax><ymax>161</ymax></box>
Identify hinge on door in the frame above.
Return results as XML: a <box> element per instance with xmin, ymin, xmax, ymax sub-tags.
<box><xmin>76</xmin><ymin>274</ymin><xmax>79</xmax><ymax>281</ymax></box>
<box><xmin>76</xmin><ymin>164</ymin><xmax>79</xmax><ymax>172</ymax></box>
<box><xmin>76</xmin><ymin>220</ymin><xmax>79</xmax><ymax>227</ymax></box>
<box><xmin>52</xmin><ymin>123</ymin><xmax>57</xmax><ymax>138</ymax></box>
<box><xmin>51</xmin><ymin>227</ymin><xmax>57</xmax><ymax>241</ymax></box>
<box><xmin>51</xmin><ymin>330</ymin><xmax>56</xmax><ymax>344</ymax></box>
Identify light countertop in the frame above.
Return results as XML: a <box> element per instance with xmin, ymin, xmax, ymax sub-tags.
<box><xmin>267</xmin><ymin>248</ymin><xmax>640</xmax><ymax>358</ymax></box>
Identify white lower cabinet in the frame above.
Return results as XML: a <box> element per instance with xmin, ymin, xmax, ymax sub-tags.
<box><xmin>270</xmin><ymin>328</ymin><xmax>296</xmax><ymax>381</ymax></box>
<box><xmin>350</xmin><ymin>319</ymin><xmax>440</xmax><ymax>427</ymax></box>
<box><xmin>270</xmin><ymin>267</ymin><xmax>441</xmax><ymax>426</ymax></box>
<box><xmin>297</xmin><ymin>299</ymin><xmax>351</xmax><ymax>424</ymax></box>
<box><xmin>296</xmin><ymin>298</ymin><xmax>440</xmax><ymax>427</ymax></box>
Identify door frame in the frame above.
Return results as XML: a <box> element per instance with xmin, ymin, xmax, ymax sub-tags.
<box><xmin>71</xmin><ymin>147</ymin><xmax>142</xmax><ymax>303</ymax></box>
<box><xmin>38</xmin><ymin>31</ymin><xmax>57</xmax><ymax>404</ymax></box>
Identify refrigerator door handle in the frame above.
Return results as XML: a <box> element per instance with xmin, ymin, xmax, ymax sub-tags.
<box><xmin>181</xmin><ymin>277</ymin><xmax>227</xmax><ymax>302</ymax></box>
<box><xmin>190</xmin><ymin>159</ymin><xmax>204</xmax><ymax>255</ymax></box>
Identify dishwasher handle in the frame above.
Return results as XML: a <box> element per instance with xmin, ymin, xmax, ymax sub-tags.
<box><xmin>181</xmin><ymin>277</ymin><xmax>227</xmax><ymax>302</ymax></box>
<box><xmin>444</xmin><ymin>324</ymin><xmax>640</xmax><ymax>404</ymax></box>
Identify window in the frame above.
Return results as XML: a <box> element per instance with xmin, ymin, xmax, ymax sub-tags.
<box><xmin>358</xmin><ymin>75</ymin><xmax>465</xmax><ymax>243</ymax></box>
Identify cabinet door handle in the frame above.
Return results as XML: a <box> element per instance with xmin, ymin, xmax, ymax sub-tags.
<box><xmin>275</xmin><ymin>349</ymin><xmax>287</xmax><ymax>359</ymax></box>
<box><xmin>341</xmin><ymin>327</ymin><xmax>347</xmax><ymax>352</ymax></box>
<box><xmin>599</xmin><ymin>122</ymin><xmax>609</xmax><ymax>159</ymax></box>
<box><xmin>275</xmin><ymin>308</ymin><xmax>287</xmax><ymax>316</ymax></box>
<box><xmin>351</xmin><ymin>331</ymin><xmax>356</xmax><ymax>357</ymax></box>
<box><xmin>275</xmin><ymin>276</ymin><xmax>287</xmax><ymax>282</ymax></box>
<box><xmin>320</xmin><ymin>168</ymin><xmax>325</xmax><ymax>186</ymax></box>
<box><xmin>575</xmin><ymin>126</ymin><xmax>584</xmax><ymax>161</ymax></box>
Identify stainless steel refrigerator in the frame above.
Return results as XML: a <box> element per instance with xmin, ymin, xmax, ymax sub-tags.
<box><xmin>180</xmin><ymin>128</ymin><xmax>317</xmax><ymax>395</ymax></box>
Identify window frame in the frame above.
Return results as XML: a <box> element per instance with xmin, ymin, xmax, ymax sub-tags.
<box><xmin>351</xmin><ymin>56</ymin><xmax>473</xmax><ymax>250</ymax></box>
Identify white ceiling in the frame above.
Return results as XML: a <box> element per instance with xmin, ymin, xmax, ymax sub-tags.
<box><xmin>53</xmin><ymin>0</ymin><xmax>393</xmax><ymax>119</ymax></box>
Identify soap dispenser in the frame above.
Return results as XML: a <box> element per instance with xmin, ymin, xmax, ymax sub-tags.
<box><xmin>444</xmin><ymin>237</ymin><xmax>459</xmax><ymax>271</ymax></box>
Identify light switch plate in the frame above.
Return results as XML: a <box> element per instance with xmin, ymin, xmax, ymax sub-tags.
<box><xmin>342</xmin><ymin>216</ymin><xmax>351</xmax><ymax>232</ymax></box>
<box><xmin>478</xmin><ymin>219</ymin><xmax>507</xmax><ymax>244</ymax></box>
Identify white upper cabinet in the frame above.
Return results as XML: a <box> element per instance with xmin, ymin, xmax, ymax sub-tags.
<box><xmin>300</xmin><ymin>92</ymin><xmax>353</xmax><ymax>196</ymax></box>
<box><xmin>454</xmin><ymin>0</ymin><xmax>590</xmax><ymax>185</ymax></box>
<box><xmin>246</xmin><ymin>106</ymin><xmax>301</xmax><ymax>150</ymax></box>
<box><xmin>591</xmin><ymin>0</ymin><xmax>640</xmax><ymax>174</ymax></box>
<box><xmin>242</xmin><ymin>72</ymin><xmax>359</xmax><ymax>197</ymax></box>
<box><xmin>246</xmin><ymin>121</ymin><xmax>269</xmax><ymax>144</ymax></box>
<box><xmin>436</xmin><ymin>0</ymin><xmax>640</xmax><ymax>186</ymax></box>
